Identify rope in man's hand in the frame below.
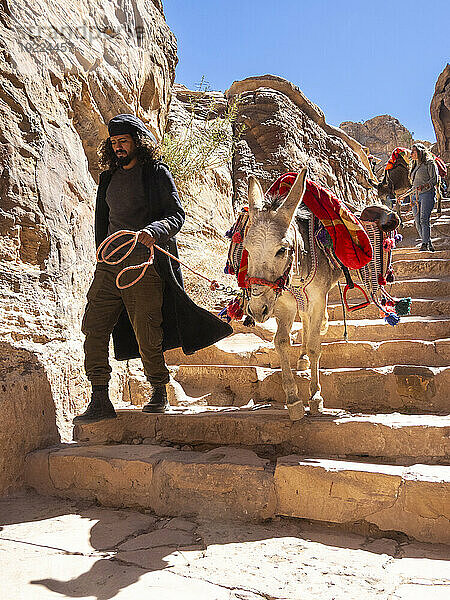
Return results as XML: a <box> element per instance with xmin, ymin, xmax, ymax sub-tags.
<box><xmin>96</xmin><ymin>230</ymin><xmax>232</xmax><ymax>293</ymax></box>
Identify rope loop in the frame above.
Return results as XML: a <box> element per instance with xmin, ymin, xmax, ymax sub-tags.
<box><xmin>96</xmin><ymin>229</ymin><xmax>238</xmax><ymax>294</ymax></box>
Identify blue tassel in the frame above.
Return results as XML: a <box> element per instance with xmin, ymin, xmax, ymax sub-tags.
<box><xmin>225</xmin><ymin>228</ymin><xmax>233</xmax><ymax>238</ymax></box>
<box><xmin>384</xmin><ymin>313</ymin><xmax>400</xmax><ymax>326</ymax></box>
<box><xmin>394</xmin><ymin>233</ymin><xmax>403</xmax><ymax>242</ymax></box>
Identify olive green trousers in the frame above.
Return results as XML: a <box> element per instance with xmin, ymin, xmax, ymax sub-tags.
<box><xmin>82</xmin><ymin>246</ymin><xmax>170</xmax><ymax>386</ymax></box>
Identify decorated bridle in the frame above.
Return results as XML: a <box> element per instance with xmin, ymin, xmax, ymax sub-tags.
<box><xmin>243</xmin><ymin>226</ymin><xmax>302</xmax><ymax>297</ymax></box>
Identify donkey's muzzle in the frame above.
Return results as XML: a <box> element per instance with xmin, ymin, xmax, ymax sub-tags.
<box><xmin>247</xmin><ymin>302</ymin><xmax>269</xmax><ymax>323</ymax></box>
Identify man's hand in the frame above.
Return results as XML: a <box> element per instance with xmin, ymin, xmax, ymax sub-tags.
<box><xmin>137</xmin><ymin>230</ymin><xmax>156</xmax><ymax>248</ymax></box>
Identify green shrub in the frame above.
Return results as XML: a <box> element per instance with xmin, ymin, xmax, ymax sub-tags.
<box><xmin>161</xmin><ymin>81</ymin><xmax>243</xmax><ymax>188</ymax></box>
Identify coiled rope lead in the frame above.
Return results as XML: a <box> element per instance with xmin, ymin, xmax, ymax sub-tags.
<box><xmin>96</xmin><ymin>230</ymin><xmax>226</xmax><ymax>292</ymax></box>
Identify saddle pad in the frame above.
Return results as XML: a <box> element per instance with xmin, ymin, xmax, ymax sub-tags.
<box><xmin>266</xmin><ymin>173</ymin><xmax>373</xmax><ymax>270</ymax></box>
<box><xmin>385</xmin><ymin>147</ymin><xmax>410</xmax><ymax>170</ymax></box>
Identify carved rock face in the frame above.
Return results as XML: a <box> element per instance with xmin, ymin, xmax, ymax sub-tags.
<box><xmin>431</xmin><ymin>64</ymin><xmax>450</xmax><ymax>177</ymax></box>
<box><xmin>227</xmin><ymin>75</ymin><xmax>376</xmax><ymax>211</ymax></box>
<box><xmin>0</xmin><ymin>0</ymin><xmax>177</xmax><ymax>494</ymax></box>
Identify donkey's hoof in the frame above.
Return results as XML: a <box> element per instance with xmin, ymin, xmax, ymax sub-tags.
<box><xmin>296</xmin><ymin>356</ymin><xmax>310</xmax><ymax>371</ymax></box>
<box><xmin>287</xmin><ymin>400</ymin><xmax>305</xmax><ymax>421</ymax></box>
<box><xmin>309</xmin><ymin>394</ymin><xmax>324</xmax><ymax>416</ymax></box>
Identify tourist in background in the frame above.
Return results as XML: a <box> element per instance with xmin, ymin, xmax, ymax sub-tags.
<box><xmin>410</xmin><ymin>143</ymin><xmax>438</xmax><ymax>251</ymax></box>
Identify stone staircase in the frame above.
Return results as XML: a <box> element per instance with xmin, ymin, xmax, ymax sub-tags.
<box><xmin>25</xmin><ymin>200</ymin><xmax>450</xmax><ymax>546</ymax></box>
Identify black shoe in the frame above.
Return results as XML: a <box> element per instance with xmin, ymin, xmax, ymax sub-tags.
<box><xmin>142</xmin><ymin>384</ymin><xmax>169</xmax><ymax>413</ymax></box>
<box><xmin>427</xmin><ymin>241</ymin><xmax>435</xmax><ymax>252</ymax></box>
<box><xmin>420</xmin><ymin>243</ymin><xmax>428</xmax><ymax>251</ymax></box>
<box><xmin>73</xmin><ymin>386</ymin><xmax>117</xmax><ymax>423</ymax></box>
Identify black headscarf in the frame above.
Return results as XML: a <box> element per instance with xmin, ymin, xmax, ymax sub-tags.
<box><xmin>108</xmin><ymin>114</ymin><xmax>157</xmax><ymax>144</ymax></box>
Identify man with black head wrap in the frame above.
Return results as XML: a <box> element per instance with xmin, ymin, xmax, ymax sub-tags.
<box><xmin>74</xmin><ymin>115</ymin><xmax>232</xmax><ymax>423</ymax></box>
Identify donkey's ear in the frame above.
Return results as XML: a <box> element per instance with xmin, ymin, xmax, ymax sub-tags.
<box><xmin>276</xmin><ymin>168</ymin><xmax>308</xmax><ymax>227</ymax></box>
<box><xmin>248</xmin><ymin>175</ymin><xmax>264</xmax><ymax>214</ymax></box>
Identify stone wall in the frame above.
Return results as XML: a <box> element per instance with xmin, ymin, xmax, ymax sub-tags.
<box><xmin>0</xmin><ymin>0</ymin><xmax>177</xmax><ymax>495</ymax></box>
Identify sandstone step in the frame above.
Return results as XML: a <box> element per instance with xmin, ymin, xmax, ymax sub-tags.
<box><xmin>401</xmin><ymin>217</ymin><xmax>450</xmax><ymax>238</ymax></box>
<box><xmin>399</xmin><ymin>235</ymin><xmax>450</xmax><ymax>252</ymax></box>
<box><xmin>236</xmin><ymin>314</ymin><xmax>450</xmax><ymax>343</ymax></box>
<box><xmin>328</xmin><ymin>297</ymin><xmax>450</xmax><ymax>320</ymax></box>
<box><xmin>166</xmin><ymin>333</ymin><xmax>273</xmax><ymax>368</ymax></box>
<box><xmin>168</xmin><ymin>364</ymin><xmax>449</xmax><ymax>413</ymax></box>
<box><xmin>392</xmin><ymin>248</ymin><xmax>450</xmax><ymax>261</ymax></box>
<box><xmin>73</xmin><ymin>409</ymin><xmax>450</xmax><ymax>464</ymax></box>
<box><xmin>167</xmin><ymin>335</ymin><xmax>450</xmax><ymax>369</ymax></box>
<box><xmin>392</xmin><ymin>258</ymin><xmax>450</xmax><ymax>278</ymax></box>
<box><xmin>25</xmin><ymin>444</ymin><xmax>276</xmax><ymax>521</ymax></box>
<box><xmin>25</xmin><ymin>443</ymin><xmax>450</xmax><ymax>544</ymax></box>
<box><xmin>275</xmin><ymin>457</ymin><xmax>450</xmax><ymax>545</ymax></box>
<box><xmin>322</xmin><ymin>316</ymin><xmax>450</xmax><ymax>343</ymax></box>
<box><xmin>400</xmin><ymin>207</ymin><xmax>450</xmax><ymax>226</ymax></box>
<box><xmin>328</xmin><ymin>277</ymin><xmax>450</xmax><ymax>302</ymax></box>
<box><xmin>320</xmin><ymin>339</ymin><xmax>449</xmax><ymax>369</ymax></box>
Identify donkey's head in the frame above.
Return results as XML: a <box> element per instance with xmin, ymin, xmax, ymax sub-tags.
<box><xmin>243</xmin><ymin>169</ymin><xmax>307</xmax><ymax>322</ymax></box>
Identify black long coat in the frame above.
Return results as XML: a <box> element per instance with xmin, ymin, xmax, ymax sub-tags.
<box><xmin>94</xmin><ymin>160</ymin><xmax>233</xmax><ymax>360</ymax></box>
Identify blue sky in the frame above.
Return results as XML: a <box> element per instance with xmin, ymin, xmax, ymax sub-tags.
<box><xmin>163</xmin><ymin>0</ymin><xmax>448</xmax><ymax>141</ymax></box>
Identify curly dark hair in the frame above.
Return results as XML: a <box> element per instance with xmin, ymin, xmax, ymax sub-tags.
<box><xmin>97</xmin><ymin>132</ymin><xmax>160</xmax><ymax>172</ymax></box>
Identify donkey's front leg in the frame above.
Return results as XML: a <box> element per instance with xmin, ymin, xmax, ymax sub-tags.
<box><xmin>306</xmin><ymin>299</ymin><xmax>327</xmax><ymax>415</ymax></box>
<box><xmin>296</xmin><ymin>311</ymin><xmax>310</xmax><ymax>371</ymax></box>
<box><xmin>274</xmin><ymin>304</ymin><xmax>304</xmax><ymax>421</ymax></box>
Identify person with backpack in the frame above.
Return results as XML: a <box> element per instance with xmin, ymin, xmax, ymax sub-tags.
<box><xmin>409</xmin><ymin>143</ymin><xmax>439</xmax><ymax>251</ymax></box>
<box><xmin>74</xmin><ymin>114</ymin><xmax>232</xmax><ymax>423</ymax></box>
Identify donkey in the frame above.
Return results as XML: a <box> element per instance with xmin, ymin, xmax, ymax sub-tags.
<box><xmin>243</xmin><ymin>169</ymin><xmax>341</xmax><ymax>421</ymax></box>
<box><xmin>377</xmin><ymin>152</ymin><xmax>411</xmax><ymax>221</ymax></box>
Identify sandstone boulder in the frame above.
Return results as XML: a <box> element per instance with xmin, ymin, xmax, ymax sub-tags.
<box><xmin>340</xmin><ymin>114</ymin><xmax>413</xmax><ymax>173</ymax></box>
<box><xmin>227</xmin><ymin>75</ymin><xmax>376</xmax><ymax>210</ymax></box>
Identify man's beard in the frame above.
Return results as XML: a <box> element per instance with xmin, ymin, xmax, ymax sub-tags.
<box><xmin>116</xmin><ymin>149</ymin><xmax>136</xmax><ymax>166</ymax></box>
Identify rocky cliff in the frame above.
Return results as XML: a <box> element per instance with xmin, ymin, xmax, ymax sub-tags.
<box><xmin>340</xmin><ymin>115</ymin><xmax>414</xmax><ymax>173</ymax></box>
<box><xmin>0</xmin><ymin>0</ymin><xmax>177</xmax><ymax>495</ymax></box>
<box><xmin>431</xmin><ymin>64</ymin><xmax>450</xmax><ymax>177</ymax></box>
<box><xmin>227</xmin><ymin>75</ymin><xmax>376</xmax><ymax>209</ymax></box>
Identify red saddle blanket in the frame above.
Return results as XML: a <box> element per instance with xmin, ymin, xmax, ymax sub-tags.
<box><xmin>266</xmin><ymin>173</ymin><xmax>373</xmax><ymax>270</ymax></box>
<box><xmin>385</xmin><ymin>147</ymin><xmax>410</xmax><ymax>170</ymax></box>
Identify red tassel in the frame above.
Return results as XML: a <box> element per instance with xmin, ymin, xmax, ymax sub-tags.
<box><xmin>378</xmin><ymin>274</ymin><xmax>387</xmax><ymax>286</ymax></box>
<box><xmin>386</xmin><ymin>269</ymin><xmax>394</xmax><ymax>283</ymax></box>
<box><xmin>227</xmin><ymin>299</ymin><xmax>244</xmax><ymax>320</ymax></box>
<box><xmin>383</xmin><ymin>238</ymin><xmax>395</xmax><ymax>251</ymax></box>
<box><xmin>232</xmin><ymin>231</ymin><xmax>243</xmax><ymax>243</ymax></box>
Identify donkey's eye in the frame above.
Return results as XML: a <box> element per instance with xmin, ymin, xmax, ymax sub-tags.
<box><xmin>276</xmin><ymin>247</ymin><xmax>287</xmax><ymax>257</ymax></box>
